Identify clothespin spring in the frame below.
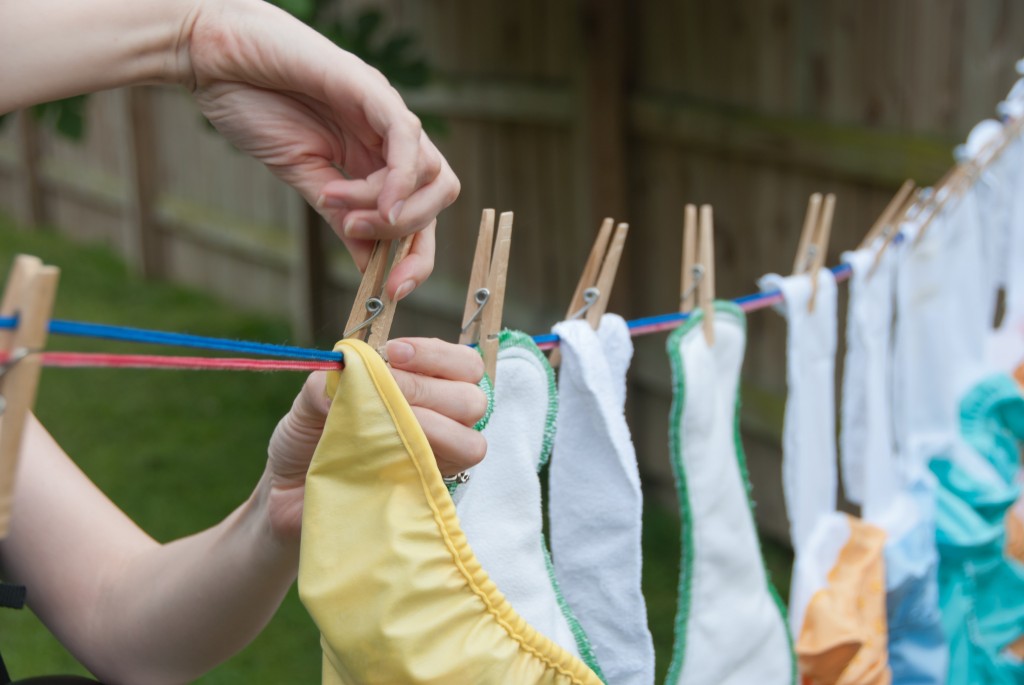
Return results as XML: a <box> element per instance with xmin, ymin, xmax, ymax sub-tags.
<box><xmin>679</xmin><ymin>265</ymin><xmax>705</xmax><ymax>308</ymax></box>
<box><xmin>461</xmin><ymin>288</ymin><xmax>491</xmax><ymax>334</ymax></box>
<box><xmin>569</xmin><ymin>287</ymin><xmax>601</xmax><ymax>321</ymax></box>
<box><xmin>343</xmin><ymin>298</ymin><xmax>384</xmax><ymax>339</ymax></box>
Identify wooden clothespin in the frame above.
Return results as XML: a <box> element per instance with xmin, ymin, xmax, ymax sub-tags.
<box><xmin>859</xmin><ymin>179</ymin><xmax>915</xmax><ymax>250</ymax></box>
<box><xmin>550</xmin><ymin>218</ymin><xmax>629</xmax><ymax>366</ymax></box>
<box><xmin>914</xmin><ymin>162</ymin><xmax>973</xmax><ymax>246</ymax></box>
<box><xmin>459</xmin><ymin>209</ymin><xmax>513</xmax><ymax>385</ymax></box>
<box><xmin>0</xmin><ymin>255</ymin><xmax>60</xmax><ymax>539</ymax></box>
<box><xmin>866</xmin><ymin>185</ymin><xmax>920</xmax><ymax>278</ymax></box>
<box><xmin>680</xmin><ymin>204</ymin><xmax>716</xmax><ymax>344</ymax></box>
<box><xmin>792</xmin><ymin>193</ymin><xmax>835</xmax><ymax>313</ymax></box>
<box><xmin>343</xmin><ymin>235</ymin><xmax>415</xmax><ymax>351</ymax></box>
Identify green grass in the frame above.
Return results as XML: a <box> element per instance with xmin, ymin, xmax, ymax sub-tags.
<box><xmin>0</xmin><ymin>214</ymin><xmax>792</xmax><ymax>683</ymax></box>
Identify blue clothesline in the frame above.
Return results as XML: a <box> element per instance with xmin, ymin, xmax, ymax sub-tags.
<box><xmin>0</xmin><ymin>263</ymin><xmax>855</xmax><ymax>359</ymax></box>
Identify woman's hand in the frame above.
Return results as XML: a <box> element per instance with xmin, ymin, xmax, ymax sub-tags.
<box><xmin>183</xmin><ymin>0</ymin><xmax>459</xmax><ymax>300</ymax></box>
<box><xmin>265</xmin><ymin>338</ymin><xmax>487</xmax><ymax>538</ymax></box>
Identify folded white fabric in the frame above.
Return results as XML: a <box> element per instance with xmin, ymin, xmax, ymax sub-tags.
<box><xmin>454</xmin><ymin>330</ymin><xmax>598</xmax><ymax>671</ymax></box>
<box><xmin>839</xmin><ymin>247</ymin><xmax>899</xmax><ymax>515</ymax></box>
<box><xmin>664</xmin><ymin>303</ymin><xmax>795</xmax><ymax>685</ymax></box>
<box><xmin>756</xmin><ymin>269</ymin><xmax>838</xmax><ymax>555</ymax></box>
<box><xmin>549</xmin><ymin>314</ymin><xmax>655</xmax><ymax>685</ymax></box>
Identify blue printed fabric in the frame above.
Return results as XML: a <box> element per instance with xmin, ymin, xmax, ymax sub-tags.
<box><xmin>932</xmin><ymin>374</ymin><xmax>1024</xmax><ymax>684</ymax></box>
<box><xmin>884</xmin><ymin>472</ymin><xmax>947</xmax><ymax>684</ymax></box>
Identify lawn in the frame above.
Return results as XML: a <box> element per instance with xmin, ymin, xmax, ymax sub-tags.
<box><xmin>0</xmin><ymin>213</ymin><xmax>791</xmax><ymax>683</ymax></box>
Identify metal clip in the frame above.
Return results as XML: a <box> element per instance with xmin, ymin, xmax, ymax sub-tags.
<box><xmin>460</xmin><ymin>287</ymin><xmax>491</xmax><ymax>334</ymax></box>
<box><xmin>569</xmin><ymin>287</ymin><xmax>601</xmax><ymax>321</ymax></box>
<box><xmin>679</xmin><ymin>264</ymin><xmax>705</xmax><ymax>307</ymax></box>
<box><xmin>343</xmin><ymin>298</ymin><xmax>384</xmax><ymax>339</ymax></box>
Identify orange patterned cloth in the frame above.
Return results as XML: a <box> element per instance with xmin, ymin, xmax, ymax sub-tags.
<box><xmin>797</xmin><ymin>516</ymin><xmax>891</xmax><ymax>685</ymax></box>
<box><xmin>1015</xmin><ymin>363</ymin><xmax>1024</xmax><ymax>389</ymax></box>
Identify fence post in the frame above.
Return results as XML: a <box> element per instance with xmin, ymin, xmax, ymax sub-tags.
<box><xmin>288</xmin><ymin>194</ymin><xmax>327</xmax><ymax>345</ymax></box>
<box><xmin>121</xmin><ymin>86</ymin><xmax>162</xmax><ymax>277</ymax></box>
<box><xmin>17</xmin><ymin>111</ymin><xmax>47</xmax><ymax>228</ymax></box>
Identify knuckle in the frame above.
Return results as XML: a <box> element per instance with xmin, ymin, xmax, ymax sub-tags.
<box><xmin>464</xmin><ymin>433</ymin><xmax>487</xmax><ymax>467</ymax></box>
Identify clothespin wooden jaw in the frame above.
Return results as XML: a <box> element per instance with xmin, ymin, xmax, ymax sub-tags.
<box><xmin>0</xmin><ymin>255</ymin><xmax>60</xmax><ymax>539</ymax></box>
<box><xmin>343</xmin><ymin>235</ymin><xmax>414</xmax><ymax>351</ymax></box>
<box><xmin>459</xmin><ymin>209</ymin><xmax>513</xmax><ymax>385</ymax></box>
<box><xmin>550</xmin><ymin>218</ymin><xmax>628</xmax><ymax>366</ymax></box>
<box><xmin>697</xmin><ymin>205</ymin><xmax>716</xmax><ymax>345</ymax></box>
<box><xmin>792</xmin><ymin>193</ymin><xmax>836</xmax><ymax>313</ymax></box>
<box><xmin>680</xmin><ymin>204</ymin><xmax>716</xmax><ymax>344</ymax></box>
<box><xmin>859</xmin><ymin>179</ymin><xmax>915</xmax><ymax>250</ymax></box>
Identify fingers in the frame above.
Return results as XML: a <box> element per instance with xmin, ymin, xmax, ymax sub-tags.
<box><xmin>386</xmin><ymin>222</ymin><xmax>435</xmax><ymax>300</ymax></box>
<box><xmin>318</xmin><ymin>134</ymin><xmax>459</xmax><ymax>242</ymax></box>
<box><xmin>385</xmin><ymin>338</ymin><xmax>484</xmax><ymax>383</ymax></box>
<box><xmin>411</xmin><ymin>407</ymin><xmax>487</xmax><ymax>477</ymax></box>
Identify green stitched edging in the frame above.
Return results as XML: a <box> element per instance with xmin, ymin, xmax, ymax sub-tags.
<box><xmin>541</xmin><ymin>534</ymin><xmax>607</xmax><ymax>683</ymax></box>
<box><xmin>448</xmin><ymin>350</ymin><xmax>495</xmax><ymax>498</ymax></box>
<box><xmin>664</xmin><ymin>301</ymin><xmax>795</xmax><ymax>685</ymax></box>
<box><xmin>496</xmin><ymin>329</ymin><xmax>605</xmax><ymax>681</ymax></box>
<box><xmin>497</xmin><ymin>329</ymin><xmax>559</xmax><ymax>467</ymax></box>
<box><xmin>474</xmin><ymin>371</ymin><xmax>495</xmax><ymax>432</ymax></box>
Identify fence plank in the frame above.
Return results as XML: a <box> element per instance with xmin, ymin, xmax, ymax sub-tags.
<box><xmin>120</xmin><ymin>87</ymin><xmax>162</xmax><ymax>277</ymax></box>
<box><xmin>17</xmin><ymin>112</ymin><xmax>46</xmax><ymax>228</ymax></box>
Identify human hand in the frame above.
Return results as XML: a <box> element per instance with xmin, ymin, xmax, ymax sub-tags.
<box><xmin>182</xmin><ymin>0</ymin><xmax>459</xmax><ymax>300</ymax></box>
<box><xmin>265</xmin><ymin>338</ymin><xmax>487</xmax><ymax>538</ymax></box>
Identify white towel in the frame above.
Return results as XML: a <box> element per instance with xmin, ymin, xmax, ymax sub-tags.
<box><xmin>549</xmin><ymin>314</ymin><xmax>655</xmax><ymax>685</ymax></box>
<box><xmin>839</xmin><ymin>247</ymin><xmax>898</xmax><ymax>517</ymax></box>
<box><xmin>455</xmin><ymin>330</ymin><xmax>598</xmax><ymax>670</ymax></box>
<box><xmin>757</xmin><ymin>269</ymin><xmax>838</xmax><ymax>555</ymax></box>
<box><xmin>664</xmin><ymin>302</ymin><xmax>795</xmax><ymax>685</ymax></box>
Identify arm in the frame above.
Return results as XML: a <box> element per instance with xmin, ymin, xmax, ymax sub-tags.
<box><xmin>0</xmin><ymin>0</ymin><xmax>458</xmax><ymax>298</ymax></box>
<box><xmin>0</xmin><ymin>339</ymin><xmax>486</xmax><ymax>685</ymax></box>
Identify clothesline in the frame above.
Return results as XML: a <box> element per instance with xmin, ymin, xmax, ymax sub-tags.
<box><xmin>0</xmin><ymin>263</ymin><xmax>854</xmax><ymax>368</ymax></box>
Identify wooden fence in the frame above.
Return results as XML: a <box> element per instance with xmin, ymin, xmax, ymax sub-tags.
<box><xmin>1</xmin><ymin>0</ymin><xmax>1022</xmax><ymax>540</ymax></box>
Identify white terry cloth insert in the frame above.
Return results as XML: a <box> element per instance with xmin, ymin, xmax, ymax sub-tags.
<box><xmin>840</xmin><ymin>247</ymin><xmax>898</xmax><ymax>513</ymax></box>
<box><xmin>454</xmin><ymin>331</ymin><xmax>589</xmax><ymax>664</ymax></box>
<box><xmin>665</xmin><ymin>303</ymin><xmax>795</xmax><ymax>685</ymax></box>
<box><xmin>549</xmin><ymin>314</ymin><xmax>655</xmax><ymax>685</ymax></box>
<box><xmin>978</xmin><ymin>121</ymin><xmax>1024</xmax><ymax>370</ymax></box>
<box><xmin>892</xmin><ymin>188</ymin><xmax>996</xmax><ymax>478</ymax></box>
<box><xmin>756</xmin><ymin>269</ymin><xmax>838</xmax><ymax>555</ymax></box>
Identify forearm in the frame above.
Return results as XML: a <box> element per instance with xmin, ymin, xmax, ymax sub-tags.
<box><xmin>91</xmin><ymin>468</ymin><xmax>299</xmax><ymax>685</ymax></box>
<box><xmin>0</xmin><ymin>417</ymin><xmax>299</xmax><ymax>685</ymax></box>
<box><xmin>0</xmin><ymin>0</ymin><xmax>198</xmax><ymax>114</ymax></box>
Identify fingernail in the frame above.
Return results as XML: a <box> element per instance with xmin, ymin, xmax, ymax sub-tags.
<box><xmin>344</xmin><ymin>219</ymin><xmax>374</xmax><ymax>239</ymax></box>
<box><xmin>388</xmin><ymin>201</ymin><xmax>405</xmax><ymax>226</ymax></box>
<box><xmin>394</xmin><ymin>280</ymin><xmax>416</xmax><ymax>301</ymax></box>
<box><xmin>386</xmin><ymin>340</ymin><xmax>415</xmax><ymax>364</ymax></box>
<box><xmin>318</xmin><ymin>195</ymin><xmax>348</xmax><ymax>210</ymax></box>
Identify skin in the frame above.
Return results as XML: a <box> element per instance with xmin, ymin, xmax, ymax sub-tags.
<box><xmin>0</xmin><ymin>2</ymin><xmax>482</xmax><ymax>682</ymax></box>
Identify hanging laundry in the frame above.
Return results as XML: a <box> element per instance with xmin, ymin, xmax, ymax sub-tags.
<box><xmin>298</xmin><ymin>339</ymin><xmax>603</xmax><ymax>685</ymax></box>
<box><xmin>932</xmin><ymin>374</ymin><xmax>1024</xmax><ymax>684</ymax></box>
<box><xmin>759</xmin><ymin>267</ymin><xmax>892</xmax><ymax>684</ymax></box>
<box><xmin>549</xmin><ymin>314</ymin><xmax>655</xmax><ymax>685</ymax></box>
<box><xmin>756</xmin><ymin>269</ymin><xmax>839</xmax><ymax>558</ymax></box>
<box><xmin>663</xmin><ymin>302</ymin><xmax>794</xmax><ymax>685</ymax></box>
<box><xmin>990</xmin><ymin>89</ymin><xmax>1024</xmax><ymax>372</ymax></box>
<box><xmin>454</xmin><ymin>330</ymin><xmax>602</xmax><ymax>675</ymax></box>
<box><xmin>841</xmin><ymin>244</ymin><xmax>946</xmax><ymax>684</ymax></box>
<box><xmin>892</xmin><ymin>185</ymin><xmax>991</xmax><ymax>464</ymax></box>
<box><xmin>794</xmin><ymin>515</ymin><xmax>888</xmax><ymax>685</ymax></box>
